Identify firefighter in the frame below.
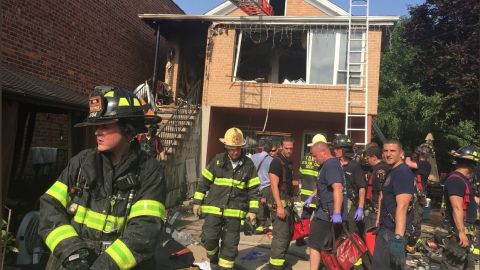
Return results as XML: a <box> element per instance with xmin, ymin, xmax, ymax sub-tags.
<box><xmin>441</xmin><ymin>145</ymin><xmax>480</xmax><ymax>270</ymax></box>
<box><xmin>268</xmin><ymin>137</ymin><xmax>295</xmax><ymax>270</ymax></box>
<box><xmin>39</xmin><ymin>86</ymin><xmax>166</xmax><ymax>270</ymax></box>
<box><xmin>296</xmin><ymin>134</ymin><xmax>327</xmax><ymax>246</ymax></box>
<box><xmin>192</xmin><ymin>127</ymin><xmax>259</xmax><ymax>270</ymax></box>
<box><xmin>332</xmin><ymin>134</ymin><xmax>366</xmax><ymax>235</ymax></box>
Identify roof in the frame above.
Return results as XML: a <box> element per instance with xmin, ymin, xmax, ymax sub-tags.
<box><xmin>139</xmin><ymin>14</ymin><xmax>399</xmax><ymax>27</ymax></box>
<box><xmin>1</xmin><ymin>65</ymin><xmax>87</xmax><ymax>110</ymax></box>
<box><xmin>205</xmin><ymin>0</ymin><xmax>349</xmax><ymax>16</ymax></box>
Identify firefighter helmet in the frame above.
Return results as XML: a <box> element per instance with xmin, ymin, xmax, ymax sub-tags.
<box><xmin>332</xmin><ymin>134</ymin><xmax>353</xmax><ymax>148</ymax></box>
<box><xmin>219</xmin><ymin>127</ymin><xmax>246</xmax><ymax>147</ymax></box>
<box><xmin>74</xmin><ymin>86</ymin><xmax>159</xmax><ymax>130</ymax></box>
<box><xmin>451</xmin><ymin>145</ymin><xmax>480</xmax><ymax>163</ymax></box>
<box><xmin>307</xmin><ymin>133</ymin><xmax>328</xmax><ymax>147</ymax></box>
<box><xmin>415</xmin><ymin>144</ymin><xmax>433</xmax><ymax>156</ymax></box>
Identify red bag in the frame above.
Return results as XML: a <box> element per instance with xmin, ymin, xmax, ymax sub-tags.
<box><xmin>291</xmin><ymin>219</ymin><xmax>311</xmax><ymax>241</ymax></box>
<box><xmin>320</xmin><ymin>225</ymin><xmax>370</xmax><ymax>270</ymax></box>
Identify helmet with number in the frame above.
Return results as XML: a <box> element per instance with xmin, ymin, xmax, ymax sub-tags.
<box><xmin>219</xmin><ymin>127</ymin><xmax>246</xmax><ymax>148</ymax></box>
<box><xmin>332</xmin><ymin>134</ymin><xmax>353</xmax><ymax>148</ymax></box>
<box><xmin>451</xmin><ymin>145</ymin><xmax>480</xmax><ymax>164</ymax></box>
<box><xmin>74</xmin><ymin>86</ymin><xmax>160</xmax><ymax>132</ymax></box>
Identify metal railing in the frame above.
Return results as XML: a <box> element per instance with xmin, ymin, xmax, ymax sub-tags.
<box><xmin>158</xmin><ymin>86</ymin><xmax>201</xmax><ymax>155</ymax></box>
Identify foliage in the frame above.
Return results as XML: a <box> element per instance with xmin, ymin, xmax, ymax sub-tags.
<box><xmin>1</xmin><ymin>218</ymin><xmax>18</xmax><ymax>255</ymax></box>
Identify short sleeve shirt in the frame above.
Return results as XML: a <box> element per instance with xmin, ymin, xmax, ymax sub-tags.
<box><xmin>269</xmin><ymin>154</ymin><xmax>294</xmax><ymax>198</ymax></box>
<box><xmin>343</xmin><ymin>159</ymin><xmax>367</xmax><ymax>190</ymax></box>
<box><xmin>379</xmin><ymin>163</ymin><xmax>415</xmax><ymax>231</ymax></box>
<box><xmin>251</xmin><ymin>152</ymin><xmax>273</xmax><ymax>190</ymax></box>
<box><xmin>315</xmin><ymin>157</ymin><xmax>345</xmax><ymax>221</ymax></box>
<box><xmin>444</xmin><ymin>172</ymin><xmax>477</xmax><ymax>225</ymax></box>
<box><xmin>416</xmin><ymin>160</ymin><xmax>431</xmax><ymax>191</ymax></box>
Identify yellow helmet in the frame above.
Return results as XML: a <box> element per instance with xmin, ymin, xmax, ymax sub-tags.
<box><xmin>219</xmin><ymin>127</ymin><xmax>246</xmax><ymax>147</ymax></box>
<box><xmin>307</xmin><ymin>133</ymin><xmax>328</xmax><ymax>147</ymax></box>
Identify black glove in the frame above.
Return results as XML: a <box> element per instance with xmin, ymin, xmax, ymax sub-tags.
<box><xmin>63</xmin><ymin>248</ymin><xmax>95</xmax><ymax>270</ymax></box>
<box><xmin>444</xmin><ymin>237</ymin><xmax>467</xmax><ymax>265</ymax></box>
<box><xmin>389</xmin><ymin>235</ymin><xmax>405</xmax><ymax>268</ymax></box>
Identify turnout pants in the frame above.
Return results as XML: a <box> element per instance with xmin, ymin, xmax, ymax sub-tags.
<box><xmin>372</xmin><ymin>228</ymin><xmax>406</xmax><ymax>270</ymax></box>
<box><xmin>257</xmin><ymin>187</ymin><xmax>272</xmax><ymax>233</ymax></box>
<box><xmin>269</xmin><ymin>206</ymin><xmax>294</xmax><ymax>269</ymax></box>
<box><xmin>201</xmin><ymin>215</ymin><xmax>241</xmax><ymax>269</ymax></box>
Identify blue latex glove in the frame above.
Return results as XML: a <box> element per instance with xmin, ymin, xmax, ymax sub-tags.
<box><xmin>390</xmin><ymin>236</ymin><xmax>405</xmax><ymax>268</ymax></box>
<box><xmin>303</xmin><ymin>196</ymin><xmax>314</xmax><ymax>208</ymax></box>
<box><xmin>331</xmin><ymin>212</ymin><xmax>342</xmax><ymax>224</ymax></box>
<box><xmin>354</xmin><ymin>207</ymin><xmax>364</xmax><ymax>221</ymax></box>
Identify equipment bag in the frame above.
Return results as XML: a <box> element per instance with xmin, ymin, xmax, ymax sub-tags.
<box><xmin>320</xmin><ymin>224</ymin><xmax>371</xmax><ymax>270</ymax></box>
<box><xmin>291</xmin><ymin>218</ymin><xmax>311</xmax><ymax>241</ymax></box>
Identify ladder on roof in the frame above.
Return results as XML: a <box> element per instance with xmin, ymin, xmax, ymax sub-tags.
<box><xmin>345</xmin><ymin>0</ymin><xmax>369</xmax><ymax>146</ymax></box>
<box><xmin>228</xmin><ymin>0</ymin><xmax>273</xmax><ymax>16</ymax></box>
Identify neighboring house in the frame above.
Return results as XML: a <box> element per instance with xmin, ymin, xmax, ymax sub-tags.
<box><xmin>139</xmin><ymin>0</ymin><xmax>398</xmax><ymax>204</ymax></box>
<box><xmin>1</xmin><ymin>0</ymin><xmax>183</xmax><ymax>218</ymax></box>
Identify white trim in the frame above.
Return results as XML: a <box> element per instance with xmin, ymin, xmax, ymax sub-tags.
<box><xmin>284</xmin><ymin>0</ymin><xmax>288</xmax><ymax>16</ymax></box>
<box><xmin>204</xmin><ymin>1</ymin><xmax>237</xmax><ymax>15</ymax></box>
<box><xmin>304</xmin><ymin>0</ymin><xmax>349</xmax><ymax>16</ymax></box>
<box><xmin>233</xmin><ymin>31</ymin><xmax>243</xmax><ymax>81</ymax></box>
<box><xmin>333</xmin><ymin>32</ymin><xmax>340</xmax><ymax>84</ymax></box>
<box><xmin>306</xmin><ymin>31</ymin><xmax>312</xmax><ymax>83</ymax></box>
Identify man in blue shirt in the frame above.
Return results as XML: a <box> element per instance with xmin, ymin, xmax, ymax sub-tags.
<box><xmin>442</xmin><ymin>145</ymin><xmax>480</xmax><ymax>269</ymax></box>
<box><xmin>372</xmin><ymin>139</ymin><xmax>415</xmax><ymax>270</ymax></box>
<box><xmin>251</xmin><ymin>140</ymin><xmax>274</xmax><ymax>234</ymax></box>
<box><xmin>308</xmin><ymin>141</ymin><xmax>344</xmax><ymax>270</ymax></box>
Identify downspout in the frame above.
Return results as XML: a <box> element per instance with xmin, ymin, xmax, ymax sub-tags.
<box><xmin>151</xmin><ymin>23</ymin><xmax>161</xmax><ymax>93</ymax></box>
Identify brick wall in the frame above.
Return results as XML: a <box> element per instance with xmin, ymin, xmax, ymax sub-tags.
<box><xmin>202</xmin><ymin>27</ymin><xmax>383</xmax><ymax>115</ymax></box>
<box><xmin>1</xmin><ymin>0</ymin><xmax>183</xmax><ymax>95</ymax></box>
<box><xmin>285</xmin><ymin>0</ymin><xmax>328</xmax><ymax>16</ymax></box>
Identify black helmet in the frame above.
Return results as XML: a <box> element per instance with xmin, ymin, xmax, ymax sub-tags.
<box><xmin>451</xmin><ymin>145</ymin><xmax>480</xmax><ymax>163</ymax></box>
<box><xmin>415</xmin><ymin>144</ymin><xmax>433</xmax><ymax>156</ymax></box>
<box><xmin>332</xmin><ymin>134</ymin><xmax>353</xmax><ymax>148</ymax></box>
<box><xmin>243</xmin><ymin>220</ymin><xmax>256</xmax><ymax>236</ymax></box>
<box><xmin>74</xmin><ymin>86</ymin><xmax>159</xmax><ymax>131</ymax></box>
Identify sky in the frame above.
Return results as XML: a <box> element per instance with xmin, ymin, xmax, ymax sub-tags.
<box><xmin>173</xmin><ymin>0</ymin><xmax>426</xmax><ymax>16</ymax></box>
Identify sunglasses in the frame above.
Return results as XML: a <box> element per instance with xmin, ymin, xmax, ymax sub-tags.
<box><xmin>270</xmin><ymin>149</ymin><xmax>277</xmax><ymax>152</ymax></box>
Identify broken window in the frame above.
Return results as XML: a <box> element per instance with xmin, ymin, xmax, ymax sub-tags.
<box><xmin>233</xmin><ymin>28</ymin><xmax>365</xmax><ymax>86</ymax></box>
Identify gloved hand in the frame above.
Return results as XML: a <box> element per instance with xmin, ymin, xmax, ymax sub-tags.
<box><xmin>246</xmin><ymin>212</ymin><xmax>256</xmax><ymax>223</ymax></box>
<box><xmin>331</xmin><ymin>212</ymin><xmax>342</xmax><ymax>224</ymax></box>
<box><xmin>354</xmin><ymin>207</ymin><xmax>364</xmax><ymax>221</ymax></box>
<box><xmin>444</xmin><ymin>237</ymin><xmax>468</xmax><ymax>264</ymax></box>
<box><xmin>389</xmin><ymin>235</ymin><xmax>405</xmax><ymax>268</ymax></box>
<box><xmin>63</xmin><ymin>248</ymin><xmax>95</xmax><ymax>270</ymax></box>
<box><xmin>193</xmin><ymin>204</ymin><xmax>201</xmax><ymax>217</ymax></box>
<box><xmin>303</xmin><ymin>196</ymin><xmax>314</xmax><ymax>208</ymax></box>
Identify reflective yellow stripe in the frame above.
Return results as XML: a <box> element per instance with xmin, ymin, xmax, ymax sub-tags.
<box><xmin>214</xmin><ymin>178</ymin><xmax>245</xmax><ymax>189</ymax></box>
<box><xmin>128</xmin><ymin>200</ymin><xmax>166</xmax><ymax>221</ymax></box>
<box><xmin>194</xmin><ymin>192</ymin><xmax>205</xmax><ymax>201</ymax></box>
<box><xmin>133</xmin><ymin>98</ymin><xmax>140</xmax><ymax>106</ymax></box>
<box><xmin>300</xmin><ymin>188</ymin><xmax>314</xmax><ymax>196</ymax></box>
<box><xmin>118</xmin><ymin>97</ymin><xmax>130</xmax><ymax>106</ymax></box>
<box><xmin>441</xmin><ymin>202</ymin><xmax>446</xmax><ymax>208</ymax></box>
<box><xmin>299</xmin><ymin>168</ymin><xmax>318</xmax><ymax>177</ymax></box>
<box><xmin>471</xmin><ymin>247</ymin><xmax>480</xmax><ymax>255</ymax></box>
<box><xmin>354</xmin><ymin>258</ymin><xmax>363</xmax><ymax>266</ymax></box>
<box><xmin>45</xmin><ymin>181</ymin><xmax>68</xmax><ymax>208</ymax></box>
<box><xmin>249</xmin><ymin>200</ymin><xmax>259</xmax><ymax>209</ymax></box>
<box><xmin>73</xmin><ymin>205</ymin><xmax>125</xmax><ymax>232</ymax></box>
<box><xmin>224</xmin><ymin>209</ymin><xmax>246</xmax><ymax>218</ymax></box>
<box><xmin>269</xmin><ymin>257</ymin><xmax>285</xmax><ymax>266</ymax></box>
<box><xmin>309</xmin><ymin>203</ymin><xmax>317</xmax><ymax>208</ymax></box>
<box><xmin>247</xmin><ymin>177</ymin><xmax>260</xmax><ymax>188</ymax></box>
<box><xmin>256</xmin><ymin>226</ymin><xmax>265</xmax><ymax>231</ymax></box>
<box><xmin>218</xmin><ymin>258</ymin><xmax>234</xmax><ymax>268</ymax></box>
<box><xmin>206</xmin><ymin>247</ymin><xmax>218</xmax><ymax>256</ymax></box>
<box><xmin>104</xmin><ymin>91</ymin><xmax>115</xmax><ymax>97</ymax></box>
<box><xmin>45</xmin><ymin>225</ymin><xmax>78</xmax><ymax>252</ymax></box>
<box><xmin>202</xmin><ymin>169</ymin><xmax>214</xmax><ymax>181</ymax></box>
<box><xmin>105</xmin><ymin>239</ymin><xmax>137</xmax><ymax>269</ymax></box>
<box><xmin>201</xmin><ymin>205</ymin><xmax>223</xmax><ymax>215</ymax></box>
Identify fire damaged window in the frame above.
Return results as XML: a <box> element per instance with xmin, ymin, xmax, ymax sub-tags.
<box><xmin>233</xmin><ymin>30</ymin><xmax>307</xmax><ymax>84</ymax></box>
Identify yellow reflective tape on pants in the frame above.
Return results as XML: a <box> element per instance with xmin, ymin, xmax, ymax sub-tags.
<box><xmin>299</xmin><ymin>168</ymin><xmax>318</xmax><ymax>177</ymax></box>
<box><xmin>214</xmin><ymin>178</ymin><xmax>245</xmax><ymax>189</ymax></box>
<box><xmin>247</xmin><ymin>177</ymin><xmax>260</xmax><ymax>188</ymax></box>
<box><xmin>300</xmin><ymin>188</ymin><xmax>314</xmax><ymax>196</ymax></box>
<box><xmin>128</xmin><ymin>200</ymin><xmax>166</xmax><ymax>221</ymax></box>
<box><xmin>354</xmin><ymin>258</ymin><xmax>362</xmax><ymax>266</ymax></box>
<box><xmin>201</xmin><ymin>205</ymin><xmax>223</xmax><ymax>216</ymax></box>
<box><xmin>118</xmin><ymin>97</ymin><xmax>130</xmax><ymax>106</ymax></box>
<box><xmin>45</xmin><ymin>225</ymin><xmax>78</xmax><ymax>252</ymax></box>
<box><xmin>105</xmin><ymin>239</ymin><xmax>137</xmax><ymax>270</ymax></box>
<box><xmin>206</xmin><ymin>247</ymin><xmax>218</xmax><ymax>256</ymax></box>
<box><xmin>256</xmin><ymin>226</ymin><xmax>264</xmax><ymax>231</ymax></box>
<box><xmin>269</xmin><ymin>257</ymin><xmax>285</xmax><ymax>266</ymax></box>
<box><xmin>471</xmin><ymin>248</ymin><xmax>480</xmax><ymax>255</ymax></box>
<box><xmin>249</xmin><ymin>200</ymin><xmax>259</xmax><ymax>209</ymax></box>
<box><xmin>45</xmin><ymin>181</ymin><xmax>68</xmax><ymax>208</ymax></box>
<box><xmin>218</xmin><ymin>258</ymin><xmax>234</xmax><ymax>268</ymax></box>
<box><xmin>309</xmin><ymin>203</ymin><xmax>317</xmax><ymax>208</ymax></box>
<box><xmin>194</xmin><ymin>192</ymin><xmax>205</xmax><ymax>201</ymax></box>
<box><xmin>73</xmin><ymin>205</ymin><xmax>125</xmax><ymax>232</ymax></box>
<box><xmin>202</xmin><ymin>169</ymin><xmax>214</xmax><ymax>181</ymax></box>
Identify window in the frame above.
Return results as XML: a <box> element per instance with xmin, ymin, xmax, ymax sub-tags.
<box><xmin>233</xmin><ymin>28</ymin><xmax>365</xmax><ymax>86</ymax></box>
